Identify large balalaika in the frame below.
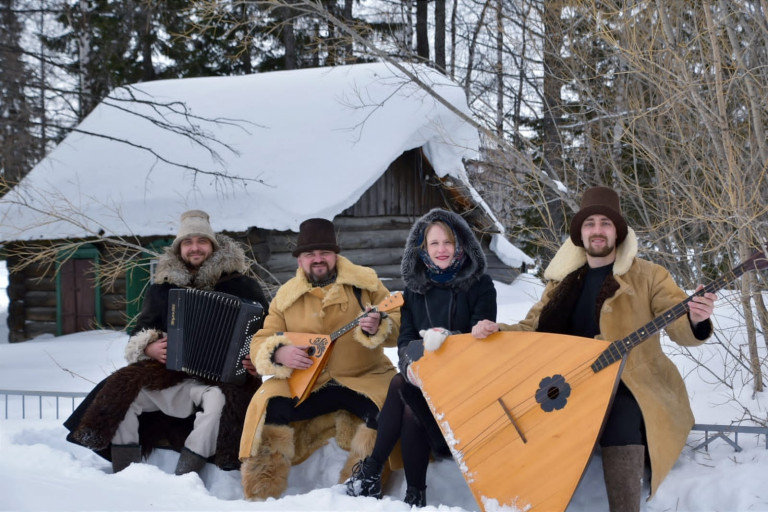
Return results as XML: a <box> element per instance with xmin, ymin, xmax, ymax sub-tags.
<box><xmin>166</xmin><ymin>289</ymin><xmax>265</xmax><ymax>385</ymax></box>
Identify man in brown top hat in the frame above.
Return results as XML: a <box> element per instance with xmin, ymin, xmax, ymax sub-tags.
<box><xmin>472</xmin><ymin>187</ymin><xmax>717</xmax><ymax>512</ymax></box>
<box><xmin>239</xmin><ymin>218</ymin><xmax>401</xmax><ymax>501</ymax></box>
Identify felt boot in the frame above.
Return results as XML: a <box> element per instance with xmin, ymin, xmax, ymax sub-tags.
<box><xmin>174</xmin><ymin>447</ymin><xmax>207</xmax><ymax>475</ymax></box>
<box><xmin>602</xmin><ymin>444</ymin><xmax>645</xmax><ymax>512</ymax></box>
<box><xmin>241</xmin><ymin>424</ymin><xmax>295</xmax><ymax>501</ymax></box>
<box><xmin>111</xmin><ymin>444</ymin><xmax>141</xmax><ymax>473</ymax></box>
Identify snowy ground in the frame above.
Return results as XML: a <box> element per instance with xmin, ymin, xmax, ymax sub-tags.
<box><xmin>1</xmin><ymin>262</ymin><xmax>767</xmax><ymax>511</ymax></box>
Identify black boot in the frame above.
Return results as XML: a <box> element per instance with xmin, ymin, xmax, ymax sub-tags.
<box><xmin>344</xmin><ymin>456</ymin><xmax>383</xmax><ymax>498</ymax></box>
<box><xmin>111</xmin><ymin>444</ymin><xmax>141</xmax><ymax>473</ymax></box>
<box><xmin>404</xmin><ymin>486</ymin><xmax>427</xmax><ymax>507</ymax></box>
<box><xmin>175</xmin><ymin>447</ymin><xmax>208</xmax><ymax>475</ymax></box>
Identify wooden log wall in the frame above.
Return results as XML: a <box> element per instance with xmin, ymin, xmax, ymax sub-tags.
<box><xmin>236</xmin><ymin>214</ymin><xmax>520</xmax><ymax>300</ymax></box>
<box><xmin>3</xmin><ymin>149</ymin><xmax>521</xmax><ymax>342</ymax></box>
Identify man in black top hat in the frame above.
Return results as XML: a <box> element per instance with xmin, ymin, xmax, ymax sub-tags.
<box><xmin>239</xmin><ymin>218</ymin><xmax>401</xmax><ymax>501</ymax></box>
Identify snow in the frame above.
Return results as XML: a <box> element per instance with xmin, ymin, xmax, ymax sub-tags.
<box><xmin>1</xmin><ymin>259</ymin><xmax>767</xmax><ymax>511</ymax></box>
<box><xmin>0</xmin><ymin>62</ymin><xmax>531</xmax><ymax>268</ymax></box>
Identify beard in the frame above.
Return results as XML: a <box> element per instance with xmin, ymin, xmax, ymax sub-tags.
<box><xmin>182</xmin><ymin>253</ymin><xmax>207</xmax><ymax>270</ymax></box>
<box><xmin>584</xmin><ymin>237</ymin><xmax>615</xmax><ymax>258</ymax></box>
<box><xmin>308</xmin><ymin>263</ymin><xmax>332</xmax><ymax>282</ymax></box>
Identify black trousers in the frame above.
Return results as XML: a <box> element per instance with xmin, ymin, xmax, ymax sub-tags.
<box><xmin>265</xmin><ymin>380</ymin><xmax>380</xmax><ymax>429</ymax></box>
<box><xmin>600</xmin><ymin>381</ymin><xmax>646</xmax><ymax>447</ymax></box>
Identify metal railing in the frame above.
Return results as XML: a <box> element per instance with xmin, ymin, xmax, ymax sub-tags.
<box><xmin>2</xmin><ymin>389</ymin><xmax>766</xmax><ymax>454</ymax></box>
<box><xmin>691</xmin><ymin>423</ymin><xmax>768</xmax><ymax>452</ymax></box>
<box><xmin>1</xmin><ymin>389</ymin><xmax>88</xmax><ymax>420</ymax></box>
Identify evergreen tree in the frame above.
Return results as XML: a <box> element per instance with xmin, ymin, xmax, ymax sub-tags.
<box><xmin>0</xmin><ymin>0</ymin><xmax>39</xmax><ymax>189</ymax></box>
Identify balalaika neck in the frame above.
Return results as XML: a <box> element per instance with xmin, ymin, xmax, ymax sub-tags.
<box><xmin>590</xmin><ymin>261</ymin><xmax>750</xmax><ymax>373</ymax></box>
<box><xmin>330</xmin><ymin>307</ymin><xmax>379</xmax><ymax>341</ymax></box>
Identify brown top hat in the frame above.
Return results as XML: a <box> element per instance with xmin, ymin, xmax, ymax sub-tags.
<box><xmin>292</xmin><ymin>218</ymin><xmax>340</xmax><ymax>257</ymax></box>
<box><xmin>569</xmin><ymin>186</ymin><xmax>628</xmax><ymax>247</ymax></box>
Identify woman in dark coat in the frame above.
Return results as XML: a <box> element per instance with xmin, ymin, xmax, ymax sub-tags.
<box><xmin>345</xmin><ymin>208</ymin><xmax>497</xmax><ymax>506</ymax></box>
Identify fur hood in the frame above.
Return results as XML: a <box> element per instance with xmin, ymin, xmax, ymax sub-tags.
<box><xmin>543</xmin><ymin>227</ymin><xmax>639</xmax><ymax>281</ymax></box>
<box><xmin>154</xmin><ymin>234</ymin><xmax>249</xmax><ymax>290</ymax></box>
<box><xmin>401</xmin><ymin>208</ymin><xmax>486</xmax><ymax>294</ymax></box>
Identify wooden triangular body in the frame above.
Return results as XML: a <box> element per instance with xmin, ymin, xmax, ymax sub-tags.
<box><xmin>412</xmin><ymin>332</ymin><xmax>623</xmax><ymax>512</ymax></box>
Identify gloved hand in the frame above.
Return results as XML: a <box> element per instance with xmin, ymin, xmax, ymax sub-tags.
<box><xmin>405</xmin><ymin>364</ymin><xmax>421</xmax><ymax>388</ymax></box>
<box><xmin>420</xmin><ymin>327</ymin><xmax>451</xmax><ymax>352</ymax></box>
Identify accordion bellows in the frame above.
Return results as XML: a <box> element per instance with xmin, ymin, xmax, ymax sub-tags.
<box><xmin>166</xmin><ymin>289</ymin><xmax>265</xmax><ymax>384</ymax></box>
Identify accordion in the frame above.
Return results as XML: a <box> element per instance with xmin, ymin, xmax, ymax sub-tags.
<box><xmin>166</xmin><ymin>289</ymin><xmax>265</xmax><ymax>385</ymax></box>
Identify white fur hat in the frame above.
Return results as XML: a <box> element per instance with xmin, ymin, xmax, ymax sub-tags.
<box><xmin>171</xmin><ymin>210</ymin><xmax>219</xmax><ymax>252</ymax></box>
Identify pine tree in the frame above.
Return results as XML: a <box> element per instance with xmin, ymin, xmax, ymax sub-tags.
<box><xmin>0</xmin><ymin>0</ymin><xmax>39</xmax><ymax>189</ymax></box>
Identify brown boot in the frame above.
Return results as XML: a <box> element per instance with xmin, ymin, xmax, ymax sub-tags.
<box><xmin>111</xmin><ymin>444</ymin><xmax>141</xmax><ymax>473</ymax></box>
<box><xmin>241</xmin><ymin>424</ymin><xmax>295</xmax><ymax>500</ymax></box>
<box><xmin>601</xmin><ymin>444</ymin><xmax>645</xmax><ymax>512</ymax></box>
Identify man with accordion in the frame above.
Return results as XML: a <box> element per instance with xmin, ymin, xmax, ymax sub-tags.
<box><xmin>65</xmin><ymin>210</ymin><xmax>270</xmax><ymax>479</ymax></box>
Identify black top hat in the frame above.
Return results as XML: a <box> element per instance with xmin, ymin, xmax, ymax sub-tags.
<box><xmin>292</xmin><ymin>218</ymin><xmax>341</xmax><ymax>257</ymax></box>
<box><xmin>569</xmin><ymin>186</ymin><xmax>628</xmax><ymax>247</ymax></box>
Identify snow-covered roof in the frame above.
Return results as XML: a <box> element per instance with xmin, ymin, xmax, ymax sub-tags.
<box><xmin>0</xmin><ymin>62</ymin><xmax>532</xmax><ymax>267</ymax></box>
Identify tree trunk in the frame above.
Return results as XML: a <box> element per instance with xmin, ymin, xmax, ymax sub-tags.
<box><xmin>449</xmin><ymin>0</ymin><xmax>457</xmax><ymax>78</ymax></box>
<box><xmin>416</xmin><ymin>0</ymin><xmax>429</xmax><ymax>60</ymax></box>
<box><xmin>434</xmin><ymin>0</ymin><xmax>446</xmax><ymax>72</ymax></box>
<box><xmin>282</xmin><ymin>2</ymin><xmax>296</xmax><ymax>69</ymax></box>
<box><xmin>495</xmin><ymin>0</ymin><xmax>503</xmax><ymax>137</ymax></box>
<box><xmin>540</xmin><ymin>0</ymin><xmax>566</xmax><ymax>250</ymax></box>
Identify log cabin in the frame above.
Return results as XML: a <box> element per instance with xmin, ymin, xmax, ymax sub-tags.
<box><xmin>0</xmin><ymin>63</ymin><xmax>531</xmax><ymax>342</ymax></box>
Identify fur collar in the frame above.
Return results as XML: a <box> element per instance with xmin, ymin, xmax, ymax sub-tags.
<box><xmin>544</xmin><ymin>228</ymin><xmax>638</xmax><ymax>282</ymax></box>
<box><xmin>153</xmin><ymin>234</ymin><xmax>249</xmax><ymax>290</ymax></box>
<box><xmin>274</xmin><ymin>254</ymin><xmax>383</xmax><ymax>311</ymax></box>
<box><xmin>401</xmin><ymin>208</ymin><xmax>487</xmax><ymax>294</ymax></box>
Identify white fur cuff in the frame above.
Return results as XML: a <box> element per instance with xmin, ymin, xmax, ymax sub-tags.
<box><xmin>254</xmin><ymin>335</ymin><xmax>294</xmax><ymax>379</ymax></box>
<box><xmin>124</xmin><ymin>328</ymin><xmax>163</xmax><ymax>363</ymax></box>
<box><xmin>353</xmin><ymin>315</ymin><xmax>393</xmax><ymax>349</ymax></box>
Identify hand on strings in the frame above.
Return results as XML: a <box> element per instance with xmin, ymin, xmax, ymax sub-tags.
<box><xmin>358</xmin><ymin>307</ymin><xmax>381</xmax><ymax>335</ymax></box>
<box><xmin>274</xmin><ymin>344</ymin><xmax>314</xmax><ymax>370</ymax></box>
<box><xmin>420</xmin><ymin>327</ymin><xmax>450</xmax><ymax>351</ymax></box>
<box><xmin>144</xmin><ymin>336</ymin><xmax>168</xmax><ymax>364</ymax></box>
<box><xmin>242</xmin><ymin>353</ymin><xmax>257</xmax><ymax>376</ymax></box>
<box><xmin>688</xmin><ymin>285</ymin><xmax>717</xmax><ymax>326</ymax></box>
<box><xmin>472</xmin><ymin>319</ymin><xmax>499</xmax><ymax>339</ymax></box>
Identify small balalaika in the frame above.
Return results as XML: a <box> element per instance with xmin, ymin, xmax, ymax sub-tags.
<box><xmin>166</xmin><ymin>289</ymin><xmax>265</xmax><ymax>385</ymax></box>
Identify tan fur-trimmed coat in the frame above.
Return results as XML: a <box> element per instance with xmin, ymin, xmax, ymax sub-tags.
<box><xmin>239</xmin><ymin>255</ymin><xmax>400</xmax><ymax>463</ymax></box>
<box><xmin>499</xmin><ymin>229</ymin><xmax>711</xmax><ymax>497</ymax></box>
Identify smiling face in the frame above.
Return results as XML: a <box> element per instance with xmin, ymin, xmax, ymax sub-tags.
<box><xmin>581</xmin><ymin>214</ymin><xmax>617</xmax><ymax>264</ymax></box>
<box><xmin>425</xmin><ymin>222</ymin><xmax>456</xmax><ymax>270</ymax></box>
<box><xmin>298</xmin><ymin>250</ymin><xmax>338</xmax><ymax>283</ymax></box>
<box><xmin>179</xmin><ymin>236</ymin><xmax>214</xmax><ymax>269</ymax></box>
